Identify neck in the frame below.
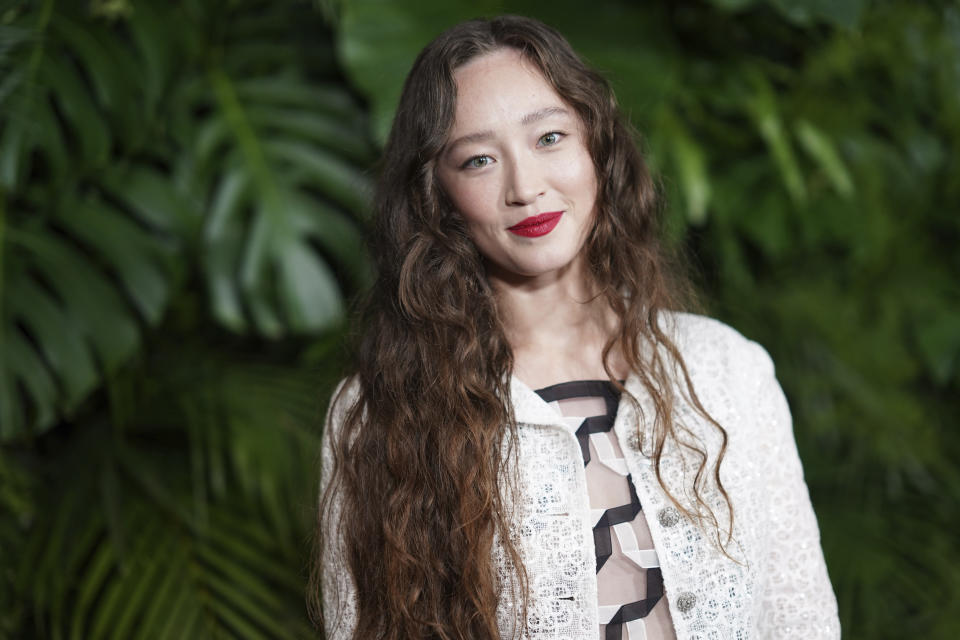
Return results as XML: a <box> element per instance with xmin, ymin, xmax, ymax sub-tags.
<box><xmin>488</xmin><ymin>261</ymin><xmax>626</xmax><ymax>388</ymax></box>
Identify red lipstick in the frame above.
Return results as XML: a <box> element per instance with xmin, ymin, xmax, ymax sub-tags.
<box><xmin>507</xmin><ymin>211</ymin><xmax>563</xmax><ymax>237</ymax></box>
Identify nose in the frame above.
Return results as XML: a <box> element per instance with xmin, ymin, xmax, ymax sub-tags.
<box><xmin>504</xmin><ymin>155</ymin><xmax>545</xmax><ymax>207</ymax></box>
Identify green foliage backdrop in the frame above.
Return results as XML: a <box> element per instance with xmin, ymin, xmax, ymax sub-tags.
<box><xmin>1</xmin><ymin>0</ymin><xmax>958</xmax><ymax>638</ymax></box>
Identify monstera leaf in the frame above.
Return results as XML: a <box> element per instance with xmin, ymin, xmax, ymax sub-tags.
<box><xmin>0</xmin><ymin>1</ymin><xmax>373</xmax><ymax>440</ymax></box>
<box><xmin>0</xmin><ymin>3</ymin><xmax>185</xmax><ymax>440</ymax></box>
<box><xmin>190</xmin><ymin>70</ymin><xmax>372</xmax><ymax>337</ymax></box>
<box><xmin>183</xmin><ymin>6</ymin><xmax>374</xmax><ymax>337</ymax></box>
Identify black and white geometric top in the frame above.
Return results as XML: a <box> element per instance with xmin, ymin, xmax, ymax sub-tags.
<box><xmin>534</xmin><ymin>380</ymin><xmax>676</xmax><ymax>640</ymax></box>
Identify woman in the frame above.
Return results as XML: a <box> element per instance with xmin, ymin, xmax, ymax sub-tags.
<box><xmin>310</xmin><ymin>15</ymin><xmax>839</xmax><ymax>640</ymax></box>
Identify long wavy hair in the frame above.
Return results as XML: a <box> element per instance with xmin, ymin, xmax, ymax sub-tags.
<box><xmin>309</xmin><ymin>15</ymin><xmax>733</xmax><ymax>640</ymax></box>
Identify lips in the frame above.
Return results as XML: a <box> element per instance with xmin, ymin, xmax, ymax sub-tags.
<box><xmin>507</xmin><ymin>211</ymin><xmax>563</xmax><ymax>238</ymax></box>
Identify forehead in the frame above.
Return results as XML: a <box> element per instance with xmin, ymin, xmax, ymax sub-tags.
<box><xmin>448</xmin><ymin>49</ymin><xmax>569</xmax><ymax>135</ymax></box>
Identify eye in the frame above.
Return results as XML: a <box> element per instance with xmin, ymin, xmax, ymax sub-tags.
<box><xmin>538</xmin><ymin>131</ymin><xmax>564</xmax><ymax>147</ymax></box>
<box><xmin>462</xmin><ymin>155</ymin><xmax>493</xmax><ymax>169</ymax></box>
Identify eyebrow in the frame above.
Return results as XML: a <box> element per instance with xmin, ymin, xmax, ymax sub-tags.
<box><xmin>521</xmin><ymin>106</ymin><xmax>569</xmax><ymax>125</ymax></box>
<box><xmin>444</xmin><ymin>106</ymin><xmax>571</xmax><ymax>154</ymax></box>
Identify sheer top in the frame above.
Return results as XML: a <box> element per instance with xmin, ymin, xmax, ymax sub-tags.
<box><xmin>534</xmin><ymin>380</ymin><xmax>676</xmax><ymax>640</ymax></box>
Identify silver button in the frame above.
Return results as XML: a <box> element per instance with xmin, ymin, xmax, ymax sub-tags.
<box><xmin>676</xmin><ymin>591</ymin><xmax>696</xmax><ymax>613</ymax></box>
<box><xmin>657</xmin><ymin>506</ymin><xmax>680</xmax><ymax>527</ymax></box>
<box><xmin>626</xmin><ymin>431</ymin><xmax>641</xmax><ymax>452</ymax></box>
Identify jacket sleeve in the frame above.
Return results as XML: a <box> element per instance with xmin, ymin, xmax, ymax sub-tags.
<box><xmin>741</xmin><ymin>339</ymin><xmax>841</xmax><ymax>639</ymax></box>
<box><xmin>319</xmin><ymin>378</ymin><xmax>359</xmax><ymax>640</ymax></box>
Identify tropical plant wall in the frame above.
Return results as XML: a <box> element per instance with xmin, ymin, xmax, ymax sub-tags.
<box><xmin>0</xmin><ymin>0</ymin><xmax>371</xmax><ymax>637</ymax></box>
<box><xmin>1</xmin><ymin>0</ymin><xmax>957</xmax><ymax>638</ymax></box>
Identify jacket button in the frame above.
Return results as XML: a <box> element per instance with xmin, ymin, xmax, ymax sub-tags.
<box><xmin>676</xmin><ymin>592</ymin><xmax>696</xmax><ymax>613</ymax></box>
<box><xmin>657</xmin><ymin>506</ymin><xmax>680</xmax><ymax>527</ymax></box>
<box><xmin>626</xmin><ymin>431</ymin><xmax>641</xmax><ymax>452</ymax></box>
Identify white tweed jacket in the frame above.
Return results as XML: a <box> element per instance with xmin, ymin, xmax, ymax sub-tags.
<box><xmin>321</xmin><ymin>313</ymin><xmax>841</xmax><ymax>639</ymax></box>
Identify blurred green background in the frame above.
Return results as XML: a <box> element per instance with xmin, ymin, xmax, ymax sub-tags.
<box><xmin>1</xmin><ymin>0</ymin><xmax>957</xmax><ymax>637</ymax></box>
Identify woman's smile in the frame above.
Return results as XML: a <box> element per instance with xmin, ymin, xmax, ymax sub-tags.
<box><xmin>506</xmin><ymin>211</ymin><xmax>564</xmax><ymax>237</ymax></box>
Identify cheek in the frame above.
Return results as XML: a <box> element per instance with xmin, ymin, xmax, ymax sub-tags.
<box><xmin>553</xmin><ymin>148</ymin><xmax>597</xmax><ymax>200</ymax></box>
<box><xmin>447</xmin><ymin>180</ymin><xmax>500</xmax><ymax>226</ymax></box>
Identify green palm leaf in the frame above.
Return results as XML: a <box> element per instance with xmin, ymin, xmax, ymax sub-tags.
<box><xmin>10</xmin><ymin>332</ymin><xmax>334</xmax><ymax>639</ymax></box>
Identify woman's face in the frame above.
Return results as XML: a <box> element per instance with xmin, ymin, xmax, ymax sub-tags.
<box><xmin>436</xmin><ymin>48</ymin><xmax>598</xmax><ymax>288</ymax></box>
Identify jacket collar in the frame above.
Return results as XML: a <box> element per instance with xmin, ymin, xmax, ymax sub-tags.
<box><xmin>509</xmin><ymin>371</ymin><xmax>651</xmax><ymax>439</ymax></box>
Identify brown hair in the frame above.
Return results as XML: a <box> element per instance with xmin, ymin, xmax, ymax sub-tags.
<box><xmin>309</xmin><ymin>15</ymin><xmax>733</xmax><ymax>639</ymax></box>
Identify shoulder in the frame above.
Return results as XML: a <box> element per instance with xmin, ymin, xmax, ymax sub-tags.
<box><xmin>320</xmin><ymin>377</ymin><xmax>361</xmax><ymax>477</ymax></box>
<box><xmin>323</xmin><ymin>376</ymin><xmax>363</xmax><ymax>440</ymax></box>
<box><xmin>661</xmin><ymin>311</ymin><xmax>775</xmax><ymax>381</ymax></box>
<box><xmin>656</xmin><ymin>312</ymin><xmax>785</xmax><ymax>428</ymax></box>
<box><xmin>325</xmin><ymin>376</ymin><xmax>360</xmax><ymax>421</ymax></box>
